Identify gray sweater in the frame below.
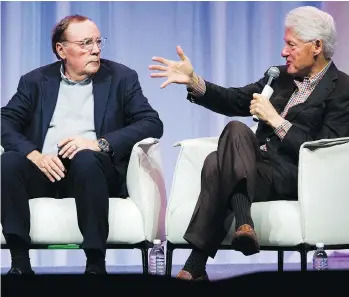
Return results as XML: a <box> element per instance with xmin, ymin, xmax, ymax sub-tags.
<box><xmin>41</xmin><ymin>73</ymin><xmax>96</xmax><ymax>155</ymax></box>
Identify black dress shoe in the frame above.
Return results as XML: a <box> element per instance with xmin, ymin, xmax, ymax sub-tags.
<box><xmin>84</xmin><ymin>265</ymin><xmax>107</xmax><ymax>275</ymax></box>
<box><xmin>231</xmin><ymin>224</ymin><xmax>260</xmax><ymax>256</ymax></box>
<box><xmin>7</xmin><ymin>267</ymin><xmax>35</xmax><ymax>275</ymax></box>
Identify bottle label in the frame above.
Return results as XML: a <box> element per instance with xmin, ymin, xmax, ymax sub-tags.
<box><xmin>313</xmin><ymin>258</ymin><xmax>328</xmax><ymax>270</ymax></box>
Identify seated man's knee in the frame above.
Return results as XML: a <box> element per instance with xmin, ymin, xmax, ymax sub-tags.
<box><xmin>70</xmin><ymin>149</ymin><xmax>100</xmax><ymax>173</ymax></box>
<box><xmin>226</xmin><ymin>121</ymin><xmax>250</xmax><ymax>132</ymax></box>
<box><xmin>225</xmin><ymin>121</ymin><xmax>250</xmax><ymax>135</ymax></box>
<box><xmin>1</xmin><ymin>151</ymin><xmax>28</xmax><ymax>173</ymax></box>
<box><xmin>202</xmin><ymin>151</ymin><xmax>218</xmax><ymax>175</ymax></box>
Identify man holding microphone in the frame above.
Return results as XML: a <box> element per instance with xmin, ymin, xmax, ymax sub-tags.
<box><xmin>149</xmin><ymin>6</ymin><xmax>349</xmax><ymax>280</ymax></box>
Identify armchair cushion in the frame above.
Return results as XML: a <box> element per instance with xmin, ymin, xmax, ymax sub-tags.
<box><xmin>166</xmin><ymin>199</ymin><xmax>303</xmax><ymax>247</ymax></box>
<box><xmin>1</xmin><ymin>198</ymin><xmax>144</xmax><ymax>245</ymax></box>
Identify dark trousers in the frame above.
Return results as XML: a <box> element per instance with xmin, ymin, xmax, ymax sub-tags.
<box><xmin>1</xmin><ymin>149</ymin><xmax>121</xmax><ymax>258</ymax></box>
<box><xmin>184</xmin><ymin>121</ymin><xmax>277</xmax><ymax>258</ymax></box>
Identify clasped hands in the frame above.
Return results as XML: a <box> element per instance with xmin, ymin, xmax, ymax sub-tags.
<box><xmin>29</xmin><ymin>136</ymin><xmax>100</xmax><ymax>183</ymax></box>
<box><xmin>57</xmin><ymin>135</ymin><xmax>100</xmax><ymax>159</ymax></box>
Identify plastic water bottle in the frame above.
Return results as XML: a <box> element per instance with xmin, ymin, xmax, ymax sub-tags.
<box><xmin>312</xmin><ymin>243</ymin><xmax>328</xmax><ymax>271</ymax></box>
<box><xmin>148</xmin><ymin>239</ymin><xmax>165</xmax><ymax>275</ymax></box>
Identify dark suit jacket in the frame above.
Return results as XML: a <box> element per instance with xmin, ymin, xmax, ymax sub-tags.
<box><xmin>188</xmin><ymin>63</ymin><xmax>349</xmax><ymax>199</ymax></box>
<box><xmin>1</xmin><ymin>59</ymin><xmax>163</xmax><ymax>196</ymax></box>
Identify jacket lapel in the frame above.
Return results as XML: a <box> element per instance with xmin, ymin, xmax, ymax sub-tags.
<box><xmin>285</xmin><ymin>63</ymin><xmax>338</xmax><ymax>122</ymax></box>
<box><xmin>41</xmin><ymin>64</ymin><xmax>61</xmax><ymax>146</ymax></box>
<box><xmin>268</xmin><ymin>71</ymin><xmax>296</xmax><ymax>114</ymax></box>
<box><xmin>93</xmin><ymin>65</ymin><xmax>111</xmax><ymax>136</ymax></box>
<box><xmin>270</xmin><ymin>87</ymin><xmax>295</xmax><ymax>114</ymax></box>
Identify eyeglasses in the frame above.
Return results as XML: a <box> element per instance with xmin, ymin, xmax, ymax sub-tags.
<box><xmin>61</xmin><ymin>37</ymin><xmax>107</xmax><ymax>51</ymax></box>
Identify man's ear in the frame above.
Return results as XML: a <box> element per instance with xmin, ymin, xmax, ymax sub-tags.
<box><xmin>56</xmin><ymin>43</ymin><xmax>66</xmax><ymax>60</ymax></box>
<box><xmin>313</xmin><ymin>39</ymin><xmax>323</xmax><ymax>57</ymax></box>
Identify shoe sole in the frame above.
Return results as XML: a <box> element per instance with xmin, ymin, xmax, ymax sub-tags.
<box><xmin>231</xmin><ymin>234</ymin><xmax>260</xmax><ymax>256</ymax></box>
<box><xmin>195</xmin><ymin>273</ymin><xmax>209</xmax><ymax>281</ymax></box>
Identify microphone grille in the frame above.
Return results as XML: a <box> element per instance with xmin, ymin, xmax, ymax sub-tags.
<box><xmin>267</xmin><ymin>66</ymin><xmax>280</xmax><ymax>79</ymax></box>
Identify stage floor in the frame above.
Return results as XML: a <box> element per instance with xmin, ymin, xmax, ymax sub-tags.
<box><xmin>2</xmin><ymin>262</ymin><xmax>349</xmax><ymax>279</ymax></box>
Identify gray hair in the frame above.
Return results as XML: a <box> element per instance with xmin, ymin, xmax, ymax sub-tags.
<box><xmin>285</xmin><ymin>6</ymin><xmax>337</xmax><ymax>59</ymax></box>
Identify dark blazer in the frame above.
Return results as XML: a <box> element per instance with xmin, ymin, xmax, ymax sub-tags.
<box><xmin>188</xmin><ymin>63</ymin><xmax>349</xmax><ymax>199</ymax></box>
<box><xmin>1</xmin><ymin>59</ymin><xmax>163</xmax><ymax>196</ymax></box>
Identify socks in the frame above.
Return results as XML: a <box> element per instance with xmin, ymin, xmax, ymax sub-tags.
<box><xmin>10</xmin><ymin>249</ymin><xmax>31</xmax><ymax>271</ymax></box>
<box><xmin>7</xmin><ymin>235</ymin><xmax>32</xmax><ymax>271</ymax></box>
<box><xmin>85</xmin><ymin>249</ymin><xmax>106</xmax><ymax>272</ymax></box>
<box><xmin>183</xmin><ymin>248</ymin><xmax>208</xmax><ymax>278</ymax></box>
<box><xmin>231</xmin><ymin>193</ymin><xmax>254</xmax><ymax>229</ymax></box>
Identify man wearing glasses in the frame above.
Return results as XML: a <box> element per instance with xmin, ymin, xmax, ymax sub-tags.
<box><xmin>1</xmin><ymin>15</ymin><xmax>163</xmax><ymax>275</ymax></box>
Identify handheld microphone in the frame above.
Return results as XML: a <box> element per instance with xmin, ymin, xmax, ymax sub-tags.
<box><xmin>252</xmin><ymin>66</ymin><xmax>280</xmax><ymax>122</ymax></box>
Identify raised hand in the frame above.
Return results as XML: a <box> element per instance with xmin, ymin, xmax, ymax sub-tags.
<box><xmin>149</xmin><ymin>46</ymin><xmax>196</xmax><ymax>89</ymax></box>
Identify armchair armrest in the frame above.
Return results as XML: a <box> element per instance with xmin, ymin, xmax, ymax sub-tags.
<box><xmin>298</xmin><ymin>137</ymin><xmax>349</xmax><ymax>245</ymax></box>
<box><xmin>126</xmin><ymin>138</ymin><xmax>167</xmax><ymax>242</ymax></box>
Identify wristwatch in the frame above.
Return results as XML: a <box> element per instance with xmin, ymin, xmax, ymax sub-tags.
<box><xmin>97</xmin><ymin>138</ymin><xmax>111</xmax><ymax>153</ymax></box>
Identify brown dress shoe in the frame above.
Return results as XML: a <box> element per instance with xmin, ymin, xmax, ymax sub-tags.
<box><xmin>231</xmin><ymin>224</ymin><xmax>260</xmax><ymax>256</ymax></box>
<box><xmin>176</xmin><ymin>270</ymin><xmax>209</xmax><ymax>281</ymax></box>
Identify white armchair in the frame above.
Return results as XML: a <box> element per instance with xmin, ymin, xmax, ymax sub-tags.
<box><xmin>0</xmin><ymin>138</ymin><xmax>167</xmax><ymax>274</ymax></box>
<box><xmin>165</xmin><ymin>125</ymin><xmax>349</xmax><ymax>274</ymax></box>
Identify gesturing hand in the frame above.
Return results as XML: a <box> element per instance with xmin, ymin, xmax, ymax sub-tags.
<box><xmin>33</xmin><ymin>153</ymin><xmax>65</xmax><ymax>183</ymax></box>
<box><xmin>149</xmin><ymin>45</ymin><xmax>196</xmax><ymax>89</ymax></box>
<box><xmin>57</xmin><ymin>136</ymin><xmax>100</xmax><ymax>160</ymax></box>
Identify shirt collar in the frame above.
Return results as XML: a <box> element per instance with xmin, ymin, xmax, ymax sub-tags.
<box><xmin>60</xmin><ymin>63</ymin><xmax>92</xmax><ymax>86</ymax></box>
<box><xmin>294</xmin><ymin>60</ymin><xmax>332</xmax><ymax>89</ymax></box>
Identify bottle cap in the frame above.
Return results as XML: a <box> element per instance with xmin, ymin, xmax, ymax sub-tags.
<box><xmin>153</xmin><ymin>239</ymin><xmax>161</xmax><ymax>245</ymax></box>
<box><xmin>316</xmin><ymin>243</ymin><xmax>324</xmax><ymax>248</ymax></box>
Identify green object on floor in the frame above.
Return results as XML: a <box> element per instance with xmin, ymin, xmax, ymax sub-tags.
<box><xmin>48</xmin><ymin>244</ymin><xmax>80</xmax><ymax>249</ymax></box>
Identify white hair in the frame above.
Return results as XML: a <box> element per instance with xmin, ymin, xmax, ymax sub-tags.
<box><xmin>285</xmin><ymin>6</ymin><xmax>337</xmax><ymax>59</ymax></box>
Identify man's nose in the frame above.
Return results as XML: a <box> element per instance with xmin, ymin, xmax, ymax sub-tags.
<box><xmin>91</xmin><ymin>42</ymin><xmax>101</xmax><ymax>54</ymax></box>
<box><xmin>281</xmin><ymin>46</ymin><xmax>289</xmax><ymax>58</ymax></box>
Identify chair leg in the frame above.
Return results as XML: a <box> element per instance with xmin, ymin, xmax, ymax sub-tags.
<box><xmin>299</xmin><ymin>244</ymin><xmax>308</xmax><ymax>272</ymax></box>
<box><xmin>166</xmin><ymin>242</ymin><xmax>173</xmax><ymax>277</ymax></box>
<box><xmin>141</xmin><ymin>246</ymin><xmax>149</xmax><ymax>274</ymax></box>
<box><xmin>277</xmin><ymin>250</ymin><xmax>284</xmax><ymax>272</ymax></box>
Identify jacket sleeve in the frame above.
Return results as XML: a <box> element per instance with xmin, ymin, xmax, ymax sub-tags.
<box><xmin>102</xmin><ymin>69</ymin><xmax>163</xmax><ymax>163</ymax></box>
<box><xmin>1</xmin><ymin>76</ymin><xmax>39</xmax><ymax>156</ymax></box>
<box><xmin>187</xmin><ymin>75</ymin><xmax>267</xmax><ymax>117</ymax></box>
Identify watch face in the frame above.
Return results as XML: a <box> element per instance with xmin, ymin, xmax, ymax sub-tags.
<box><xmin>98</xmin><ymin>139</ymin><xmax>108</xmax><ymax>152</ymax></box>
